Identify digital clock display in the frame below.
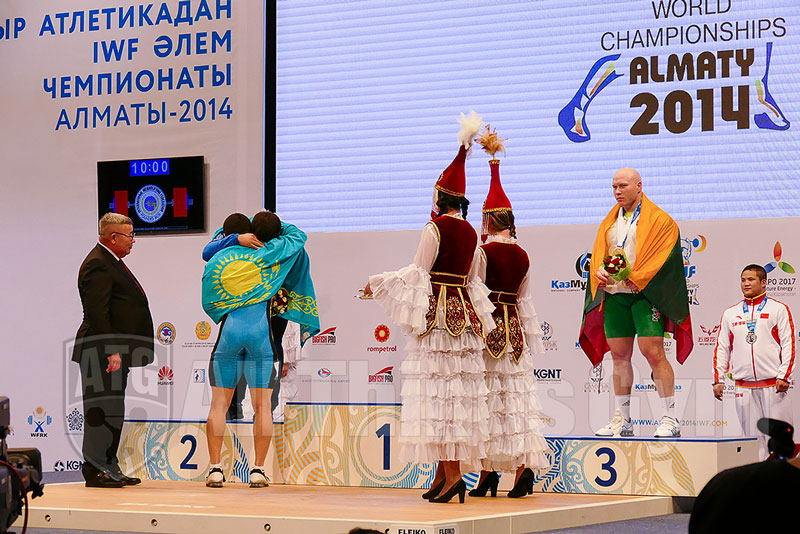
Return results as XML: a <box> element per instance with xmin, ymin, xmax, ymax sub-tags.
<box><xmin>130</xmin><ymin>158</ymin><xmax>170</xmax><ymax>176</ymax></box>
<box><xmin>98</xmin><ymin>155</ymin><xmax>205</xmax><ymax>234</ymax></box>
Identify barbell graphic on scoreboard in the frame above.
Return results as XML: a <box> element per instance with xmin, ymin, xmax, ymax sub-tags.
<box><xmin>109</xmin><ymin>185</ymin><xmax>195</xmax><ymax>222</ymax></box>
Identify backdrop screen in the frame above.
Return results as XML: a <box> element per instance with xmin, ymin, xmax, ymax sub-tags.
<box><xmin>276</xmin><ymin>0</ymin><xmax>800</xmax><ymax>232</ymax></box>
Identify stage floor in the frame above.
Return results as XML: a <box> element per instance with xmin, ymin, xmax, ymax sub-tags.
<box><xmin>21</xmin><ymin>481</ymin><xmax>674</xmax><ymax>534</ymax></box>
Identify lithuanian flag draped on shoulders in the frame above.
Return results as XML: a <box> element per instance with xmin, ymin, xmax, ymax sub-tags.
<box><xmin>579</xmin><ymin>194</ymin><xmax>693</xmax><ymax>366</ymax></box>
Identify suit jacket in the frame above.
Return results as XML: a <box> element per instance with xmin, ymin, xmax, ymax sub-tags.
<box><xmin>72</xmin><ymin>244</ymin><xmax>154</xmax><ymax>368</ymax></box>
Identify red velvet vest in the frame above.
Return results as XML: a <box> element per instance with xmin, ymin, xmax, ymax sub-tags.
<box><xmin>481</xmin><ymin>241</ymin><xmax>529</xmax><ymax>304</ymax></box>
<box><xmin>419</xmin><ymin>216</ymin><xmax>483</xmax><ymax>339</ymax></box>
<box><xmin>429</xmin><ymin>216</ymin><xmax>477</xmax><ymax>284</ymax></box>
<box><xmin>480</xmin><ymin>240</ymin><xmax>529</xmax><ymax>363</ymax></box>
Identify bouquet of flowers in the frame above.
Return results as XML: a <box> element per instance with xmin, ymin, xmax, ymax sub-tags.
<box><xmin>603</xmin><ymin>250</ymin><xmax>631</xmax><ymax>282</ymax></box>
<box><xmin>270</xmin><ymin>287</ymin><xmax>290</xmax><ymax>316</ymax></box>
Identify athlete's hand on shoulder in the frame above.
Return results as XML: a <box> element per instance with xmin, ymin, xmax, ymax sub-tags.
<box><xmin>776</xmin><ymin>378</ymin><xmax>790</xmax><ymax>393</ymax></box>
<box><xmin>238</xmin><ymin>233</ymin><xmax>264</xmax><ymax>249</ymax></box>
<box><xmin>712</xmin><ymin>383</ymin><xmax>725</xmax><ymax>400</ymax></box>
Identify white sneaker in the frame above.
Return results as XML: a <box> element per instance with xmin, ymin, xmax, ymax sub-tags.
<box><xmin>249</xmin><ymin>468</ymin><xmax>269</xmax><ymax>488</ymax></box>
<box><xmin>654</xmin><ymin>416</ymin><xmax>681</xmax><ymax>438</ymax></box>
<box><xmin>595</xmin><ymin>410</ymin><xmax>634</xmax><ymax>437</ymax></box>
<box><xmin>206</xmin><ymin>467</ymin><xmax>224</xmax><ymax>488</ymax></box>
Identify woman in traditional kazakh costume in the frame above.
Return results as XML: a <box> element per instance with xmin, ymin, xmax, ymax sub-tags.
<box><xmin>468</xmin><ymin>127</ymin><xmax>549</xmax><ymax>498</ymax></box>
<box><xmin>364</xmin><ymin>112</ymin><xmax>495</xmax><ymax>504</ymax></box>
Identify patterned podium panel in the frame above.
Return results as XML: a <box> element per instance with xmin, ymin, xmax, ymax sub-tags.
<box><xmin>119</xmin><ymin>404</ymin><xmax>758</xmax><ymax>496</ymax></box>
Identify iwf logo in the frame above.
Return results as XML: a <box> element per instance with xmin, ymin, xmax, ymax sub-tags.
<box><xmin>28</xmin><ymin>406</ymin><xmax>52</xmax><ymax>438</ymax></box>
<box><xmin>681</xmin><ymin>235</ymin><xmax>707</xmax><ymax>279</ymax></box>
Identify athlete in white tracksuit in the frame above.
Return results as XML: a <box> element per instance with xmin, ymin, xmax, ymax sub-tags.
<box><xmin>713</xmin><ymin>265</ymin><xmax>795</xmax><ymax>460</ymax></box>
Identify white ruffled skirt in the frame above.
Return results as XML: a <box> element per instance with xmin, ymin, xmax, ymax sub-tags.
<box><xmin>482</xmin><ymin>351</ymin><xmax>549</xmax><ymax>472</ymax></box>
<box><xmin>369</xmin><ymin>264</ymin><xmax>495</xmax><ymax>472</ymax></box>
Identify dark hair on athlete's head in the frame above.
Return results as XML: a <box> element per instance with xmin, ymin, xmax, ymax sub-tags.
<box><xmin>347</xmin><ymin>529</ymin><xmax>384</xmax><ymax>534</ymax></box>
<box><xmin>252</xmin><ymin>211</ymin><xmax>281</xmax><ymax>243</ymax></box>
<box><xmin>488</xmin><ymin>210</ymin><xmax>516</xmax><ymax>238</ymax></box>
<box><xmin>436</xmin><ymin>191</ymin><xmax>469</xmax><ymax>218</ymax></box>
<box><xmin>222</xmin><ymin>213</ymin><xmax>251</xmax><ymax>236</ymax></box>
<box><xmin>742</xmin><ymin>264</ymin><xmax>767</xmax><ymax>281</ymax></box>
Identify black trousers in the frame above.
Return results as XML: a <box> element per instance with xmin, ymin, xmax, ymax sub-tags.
<box><xmin>78</xmin><ymin>351</ymin><xmax>129</xmax><ymax>477</ymax></box>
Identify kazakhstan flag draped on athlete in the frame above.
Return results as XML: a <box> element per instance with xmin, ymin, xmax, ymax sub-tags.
<box><xmin>202</xmin><ymin>222</ymin><xmax>320</xmax><ymax>344</ymax></box>
<box><xmin>579</xmin><ymin>194</ymin><xmax>693</xmax><ymax>366</ymax></box>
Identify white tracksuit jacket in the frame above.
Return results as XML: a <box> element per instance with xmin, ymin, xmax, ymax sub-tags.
<box><xmin>714</xmin><ymin>293</ymin><xmax>795</xmax><ymax>386</ymax></box>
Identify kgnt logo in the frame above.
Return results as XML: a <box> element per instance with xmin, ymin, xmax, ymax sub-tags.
<box><xmin>157</xmin><ymin>322</ymin><xmax>176</xmax><ymax>345</ymax></box>
<box><xmin>681</xmin><ymin>235</ymin><xmax>707</xmax><ymax>279</ymax></box>
<box><xmin>53</xmin><ymin>460</ymin><xmax>83</xmax><ymax>472</ymax></box>
<box><xmin>533</xmin><ymin>368</ymin><xmax>562</xmax><ymax>382</ymax></box>
<box><xmin>369</xmin><ymin>366</ymin><xmax>394</xmax><ymax>383</ymax></box>
<box><xmin>312</xmin><ymin>327</ymin><xmax>337</xmax><ymax>345</ymax></box>
<box><xmin>698</xmin><ymin>324</ymin><xmax>720</xmax><ymax>346</ymax></box>
<box><xmin>65</xmin><ymin>408</ymin><xmax>84</xmax><ymax>433</ymax></box>
<box><xmin>28</xmin><ymin>406</ymin><xmax>52</xmax><ymax>438</ymax></box>
<box><xmin>158</xmin><ymin>366</ymin><xmax>174</xmax><ymax>385</ymax></box>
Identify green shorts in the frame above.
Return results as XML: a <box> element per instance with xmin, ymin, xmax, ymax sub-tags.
<box><xmin>603</xmin><ymin>292</ymin><xmax>665</xmax><ymax>339</ymax></box>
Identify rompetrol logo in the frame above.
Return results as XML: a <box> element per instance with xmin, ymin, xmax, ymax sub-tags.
<box><xmin>374</xmin><ymin>324</ymin><xmax>390</xmax><ymax>343</ymax></box>
<box><xmin>157</xmin><ymin>322</ymin><xmax>176</xmax><ymax>345</ymax></box>
<box><xmin>195</xmin><ymin>321</ymin><xmax>211</xmax><ymax>340</ymax></box>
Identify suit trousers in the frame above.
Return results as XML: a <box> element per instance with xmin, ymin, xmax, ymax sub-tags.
<box><xmin>78</xmin><ymin>351</ymin><xmax>130</xmax><ymax>476</ymax></box>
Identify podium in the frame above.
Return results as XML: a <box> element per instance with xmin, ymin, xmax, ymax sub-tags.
<box><xmin>119</xmin><ymin>403</ymin><xmax>758</xmax><ymax>497</ymax></box>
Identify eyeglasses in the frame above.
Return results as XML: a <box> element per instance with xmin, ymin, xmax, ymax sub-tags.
<box><xmin>113</xmin><ymin>231</ymin><xmax>135</xmax><ymax>239</ymax></box>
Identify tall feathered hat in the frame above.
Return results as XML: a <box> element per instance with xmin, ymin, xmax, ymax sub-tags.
<box><xmin>477</xmin><ymin>125</ymin><xmax>510</xmax><ymax>239</ymax></box>
<box><xmin>434</xmin><ymin>110</ymin><xmax>483</xmax><ymax>199</ymax></box>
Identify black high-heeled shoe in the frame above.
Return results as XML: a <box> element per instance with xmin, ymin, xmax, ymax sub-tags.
<box><xmin>430</xmin><ymin>479</ymin><xmax>467</xmax><ymax>503</ymax></box>
<box><xmin>421</xmin><ymin>478</ymin><xmax>445</xmax><ymax>500</ymax></box>
<box><xmin>508</xmin><ymin>468</ymin><xmax>535</xmax><ymax>498</ymax></box>
<box><xmin>468</xmin><ymin>471</ymin><xmax>499</xmax><ymax>497</ymax></box>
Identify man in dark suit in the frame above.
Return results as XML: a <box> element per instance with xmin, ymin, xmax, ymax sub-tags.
<box><xmin>73</xmin><ymin>213</ymin><xmax>154</xmax><ymax>488</ymax></box>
